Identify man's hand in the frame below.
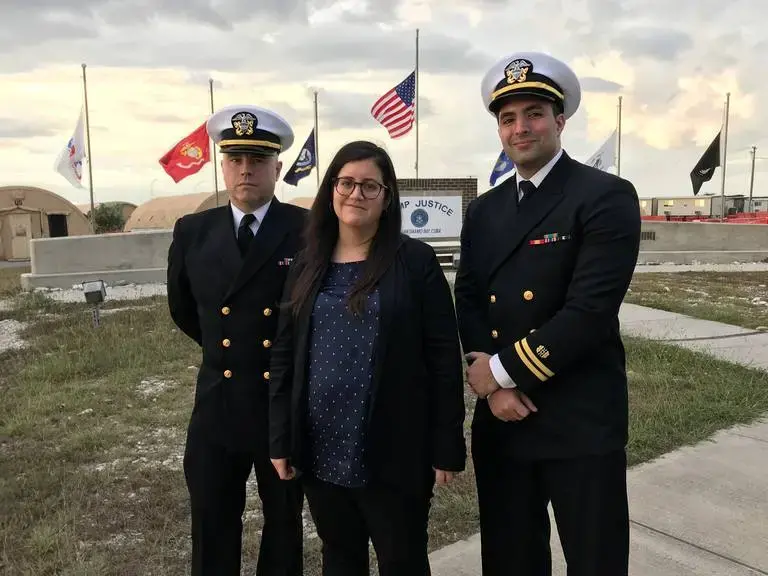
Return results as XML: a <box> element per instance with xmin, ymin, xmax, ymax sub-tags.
<box><xmin>434</xmin><ymin>469</ymin><xmax>455</xmax><ymax>486</ymax></box>
<box><xmin>271</xmin><ymin>458</ymin><xmax>296</xmax><ymax>480</ymax></box>
<box><xmin>488</xmin><ymin>388</ymin><xmax>538</xmax><ymax>422</ymax></box>
<box><xmin>465</xmin><ymin>352</ymin><xmax>500</xmax><ymax>398</ymax></box>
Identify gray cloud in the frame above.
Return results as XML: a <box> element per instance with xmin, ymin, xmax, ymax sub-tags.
<box><xmin>0</xmin><ymin>118</ymin><xmax>59</xmax><ymax>139</ymax></box>
<box><xmin>610</xmin><ymin>27</ymin><xmax>693</xmax><ymax>61</ymax></box>
<box><xmin>185</xmin><ymin>72</ymin><xmax>224</xmax><ymax>89</ymax></box>
<box><xmin>580</xmin><ymin>77</ymin><xmax>623</xmax><ymax>93</ymax></box>
<box><xmin>0</xmin><ymin>14</ymin><xmax>491</xmax><ymax>78</ymax></box>
<box><xmin>132</xmin><ymin>112</ymin><xmax>196</xmax><ymax>125</ymax></box>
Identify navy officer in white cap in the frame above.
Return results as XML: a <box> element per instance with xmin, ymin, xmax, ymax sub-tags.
<box><xmin>168</xmin><ymin>104</ymin><xmax>307</xmax><ymax>576</ymax></box>
<box><xmin>455</xmin><ymin>52</ymin><xmax>640</xmax><ymax>575</ymax></box>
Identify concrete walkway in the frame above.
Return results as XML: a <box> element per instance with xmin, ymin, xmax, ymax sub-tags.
<box><xmin>430</xmin><ymin>303</ymin><xmax>768</xmax><ymax>576</ymax></box>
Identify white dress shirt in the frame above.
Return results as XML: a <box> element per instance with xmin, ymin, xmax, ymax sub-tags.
<box><xmin>230</xmin><ymin>199</ymin><xmax>272</xmax><ymax>238</ymax></box>
<box><xmin>489</xmin><ymin>148</ymin><xmax>564</xmax><ymax>390</ymax></box>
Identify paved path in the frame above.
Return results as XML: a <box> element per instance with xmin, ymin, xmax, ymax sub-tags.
<box><xmin>429</xmin><ymin>303</ymin><xmax>768</xmax><ymax>576</ymax></box>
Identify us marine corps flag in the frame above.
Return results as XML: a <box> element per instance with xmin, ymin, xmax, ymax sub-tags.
<box><xmin>283</xmin><ymin>128</ymin><xmax>316</xmax><ymax>186</ymax></box>
<box><xmin>690</xmin><ymin>131</ymin><xmax>721</xmax><ymax>195</ymax></box>
<box><xmin>159</xmin><ymin>122</ymin><xmax>210</xmax><ymax>183</ymax></box>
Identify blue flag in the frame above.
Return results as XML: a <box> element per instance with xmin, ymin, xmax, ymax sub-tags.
<box><xmin>489</xmin><ymin>149</ymin><xmax>514</xmax><ymax>186</ymax></box>
<box><xmin>283</xmin><ymin>128</ymin><xmax>316</xmax><ymax>186</ymax></box>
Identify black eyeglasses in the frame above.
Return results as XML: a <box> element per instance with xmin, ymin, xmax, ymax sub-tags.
<box><xmin>333</xmin><ymin>177</ymin><xmax>387</xmax><ymax>200</ymax></box>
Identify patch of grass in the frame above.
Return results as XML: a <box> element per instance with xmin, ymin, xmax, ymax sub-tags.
<box><xmin>626</xmin><ymin>271</ymin><xmax>768</xmax><ymax>329</ymax></box>
<box><xmin>0</xmin><ymin>266</ymin><xmax>28</xmax><ymax>298</ymax></box>
<box><xmin>626</xmin><ymin>336</ymin><xmax>768</xmax><ymax>464</ymax></box>
<box><xmin>2</xmin><ymin>297</ymin><xmax>768</xmax><ymax>574</ymax></box>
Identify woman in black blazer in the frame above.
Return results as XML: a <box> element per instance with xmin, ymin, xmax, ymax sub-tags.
<box><xmin>268</xmin><ymin>140</ymin><xmax>466</xmax><ymax>576</ymax></box>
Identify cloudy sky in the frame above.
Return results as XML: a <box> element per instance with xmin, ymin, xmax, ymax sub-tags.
<box><xmin>1</xmin><ymin>0</ymin><xmax>765</xmax><ymax>208</ymax></box>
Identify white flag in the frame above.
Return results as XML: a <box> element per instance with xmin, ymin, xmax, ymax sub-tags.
<box><xmin>585</xmin><ymin>129</ymin><xmax>617</xmax><ymax>172</ymax></box>
<box><xmin>54</xmin><ymin>108</ymin><xmax>86</xmax><ymax>188</ymax></box>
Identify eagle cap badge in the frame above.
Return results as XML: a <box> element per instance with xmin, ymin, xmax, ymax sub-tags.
<box><xmin>505</xmin><ymin>58</ymin><xmax>532</xmax><ymax>84</ymax></box>
<box><xmin>231</xmin><ymin>112</ymin><xmax>257</xmax><ymax>136</ymax></box>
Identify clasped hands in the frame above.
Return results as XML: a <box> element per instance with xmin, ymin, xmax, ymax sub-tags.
<box><xmin>465</xmin><ymin>352</ymin><xmax>538</xmax><ymax>422</ymax></box>
<box><xmin>271</xmin><ymin>463</ymin><xmax>455</xmax><ymax>485</ymax></box>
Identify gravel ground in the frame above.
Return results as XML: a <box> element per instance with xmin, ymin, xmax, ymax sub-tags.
<box><xmin>34</xmin><ymin>283</ymin><xmax>168</xmax><ymax>303</ymax></box>
<box><xmin>22</xmin><ymin>264</ymin><xmax>768</xmax><ymax>305</ymax></box>
<box><xmin>634</xmin><ymin>262</ymin><xmax>768</xmax><ymax>273</ymax></box>
<box><xmin>0</xmin><ymin>319</ymin><xmax>27</xmax><ymax>353</ymax></box>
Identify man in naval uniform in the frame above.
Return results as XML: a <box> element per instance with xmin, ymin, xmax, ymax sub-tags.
<box><xmin>167</xmin><ymin>105</ymin><xmax>307</xmax><ymax>576</ymax></box>
<box><xmin>455</xmin><ymin>53</ymin><xmax>641</xmax><ymax>575</ymax></box>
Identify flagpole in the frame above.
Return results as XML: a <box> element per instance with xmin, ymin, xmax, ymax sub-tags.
<box><xmin>616</xmin><ymin>95</ymin><xmax>622</xmax><ymax>177</ymax></box>
<box><xmin>80</xmin><ymin>63</ymin><xmax>96</xmax><ymax>234</ymax></box>
<box><xmin>314</xmin><ymin>90</ymin><xmax>320</xmax><ymax>189</ymax></box>
<box><xmin>748</xmin><ymin>145</ymin><xmax>756</xmax><ymax>213</ymax></box>
<box><xmin>415</xmin><ymin>28</ymin><xmax>420</xmax><ymax>180</ymax></box>
<box><xmin>720</xmin><ymin>92</ymin><xmax>730</xmax><ymax>220</ymax></box>
<box><xmin>209</xmin><ymin>78</ymin><xmax>220</xmax><ymax>207</ymax></box>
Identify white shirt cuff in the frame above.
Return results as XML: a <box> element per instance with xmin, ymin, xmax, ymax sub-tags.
<box><xmin>490</xmin><ymin>354</ymin><xmax>516</xmax><ymax>389</ymax></box>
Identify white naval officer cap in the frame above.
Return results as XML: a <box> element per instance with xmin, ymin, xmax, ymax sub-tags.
<box><xmin>481</xmin><ymin>52</ymin><xmax>581</xmax><ymax>120</ymax></box>
<box><xmin>206</xmin><ymin>104</ymin><xmax>294</xmax><ymax>156</ymax></box>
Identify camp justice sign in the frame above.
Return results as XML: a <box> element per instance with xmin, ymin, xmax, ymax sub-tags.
<box><xmin>400</xmin><ymin>196</ymin><xmax>462</xmax><ymax>239</ymax></box>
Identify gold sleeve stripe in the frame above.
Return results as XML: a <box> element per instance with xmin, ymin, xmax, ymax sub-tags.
<box><xmin>515</xmin><ymin>340</ymin><xmax>547</xmax><ymax>381</ymax></box>
<box><xmin>522</xmin><ymin>339</ymin><xmax>555</xmax><ymax>378</ymax></box>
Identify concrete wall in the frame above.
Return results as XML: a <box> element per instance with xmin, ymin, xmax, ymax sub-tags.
<box><xmin>22</xmin><ymin>230</ymin><xmax>172</xmax><ymax>289</ymax></box>
<box><xmin>638</xmin><ymin>221</ymin><xmax>768</xmax><ymax>264</ymax></box>
<box><xmin>20</xmin><ymin>220</ymin><xmax>768</xmax><ymax>290</ymax></box>
<box><xmin>641</xmin><ymin>221</ymin><xmax>768</xmax><ymax>251</ymax></box>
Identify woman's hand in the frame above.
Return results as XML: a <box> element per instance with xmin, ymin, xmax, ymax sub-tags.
<box><xmin>271</xmin><ymin>458</ymin><xmax>296</xmax><ymax>480</ymax></box>
<box><xmin>434</xmin><ymin>468</ymin><xmax>455</xmax><ymax>485</ymax></box>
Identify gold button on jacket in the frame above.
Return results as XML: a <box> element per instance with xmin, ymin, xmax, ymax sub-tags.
<box><xmin>263</xmin><ymin>371</ymin><xmax>270</xmax><ymax>380</ymax></box>
<box><xmin>491</xmin><ymin>329</ymin><xmax>499</xmax><ymax>339</ymax></box>
<box><xmin>221</xmin><ymin>306</ymin><xmax>231</xmax><ymax>315</ymax></box>
<box><xmin>224</xmin><ymin>370</ymin><xmax>232</xmax><ymax>378</ymax></box>
<box><xmin>263</xmin><ymin>308</ymin><xmax>272</xmax><ymax>317</ymax></box>
<box><xmin>263</xmin><ymin>340</ymin><xmax>272</xmax><ymax>348</ymax></box>
<box><xmin>222</xmin><ymin>338</ymin><xmax>231</xmax><ymax>347</ymax></box>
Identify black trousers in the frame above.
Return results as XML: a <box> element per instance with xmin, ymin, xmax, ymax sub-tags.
<box><xmin>472</xmin><ymin>435</ymin><xmax>629</xmax><ymax>576</ymax></box>
<box><xmin>303</xmin><ymin>476</ymin><xmax>432</xmax><ymax>576</ymax></box>
<box><xmin>183</xmin><ymin>423</ymin><xmax>304</xmax><ymax>576</ymax></box>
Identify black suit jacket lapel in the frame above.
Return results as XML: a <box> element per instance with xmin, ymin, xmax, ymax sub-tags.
<box><xmin>490</xmin><ymin>153</ymin><xmax>572</xmax><ymax>277</ymax></box>
<box><xmin>226</xmin><ymin>198</ymin><xmax>290</xmax><ymax>299</ymax></box>
<box><xmin>365</xmin><ymin>247</ymin><xmax>398</xmax><ymax>431</ymax></box>
<box><xmin>208</xmin><ymin>205</ymin><xmax>242</xmax><ymax>285</ymax></box>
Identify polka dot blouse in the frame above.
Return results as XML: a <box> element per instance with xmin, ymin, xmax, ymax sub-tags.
<box><xmin>306</xmin><ymin>261</ymin><xmax>380</xmax><ymax>488</ymax></box>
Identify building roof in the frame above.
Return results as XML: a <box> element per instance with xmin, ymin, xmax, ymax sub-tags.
<box><xmin>75</xmin><ymin>201</ymin><xmax>138</xmax><ymax>214</ymax></box>
<box><xmin>125</xmin><ymin>192</ymin><xmax>318</xmax><ymax>231</ymax></box>
<box><xmin>124</xmin><ymin>192</ymin><xmax>218</xmax><ymax>231</ymax></box>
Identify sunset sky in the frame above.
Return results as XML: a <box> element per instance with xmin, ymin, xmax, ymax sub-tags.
<box><xmin>1</xmin><ymin>0</ymin><xmax>764</xmax><ymax>208</ymax></box>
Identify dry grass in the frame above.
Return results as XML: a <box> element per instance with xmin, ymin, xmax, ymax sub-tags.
<box><xmin>0</xmin><ymin>266</ymin><xmax>29</xmax><ymax>298</ymax></box>
<box><xmin>626</xmin><ymin>271</ymin><xmax>768</xmax><ymax>329</ymax></box>
<box><xmin>2</xmin><ymin>292</ymin><xmax>768</xmax><ymax>574</ymax></box>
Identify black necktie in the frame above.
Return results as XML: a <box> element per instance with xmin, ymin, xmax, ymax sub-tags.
<box><xmin>518</xmin><ymin>180</ymin><xmax>536</xmax><ymax>205</ymax></box>
<box><xmin>237</xmin><ymin>213</ymin><xmax>256</xmax><ymax>256</ymax></box>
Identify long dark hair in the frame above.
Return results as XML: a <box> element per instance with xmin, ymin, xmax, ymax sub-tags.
<box><xmin>290</xmin><ymin>140</ymin><xmax>402</xmax><ymax>316</ymax></box>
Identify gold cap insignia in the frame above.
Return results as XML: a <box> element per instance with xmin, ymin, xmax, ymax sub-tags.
<box><xmin>505</xmin><ymin>59</ymin><xmax>532</xmax><ymax>84</ymax></box>
<box><xmin>231</xmin><ymin>112</ymin><xmax>256</xmax><ymax>136</ymax></box>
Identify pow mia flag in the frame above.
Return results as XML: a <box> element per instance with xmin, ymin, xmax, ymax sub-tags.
<box><xmin>690</xmin><ymin>131</ymin><xmax>721</xmax><ymax>195</ymax></box>
<box><xmin>283</xmin><ymin>128</ymin><xmax>316</xmax><ymax>186</ymax></box>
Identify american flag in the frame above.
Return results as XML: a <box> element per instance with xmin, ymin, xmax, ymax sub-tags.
<box><xmin>371</xmin><ymin>71</ymin><xmax>416</xmax><ymax>139</ymax></box>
